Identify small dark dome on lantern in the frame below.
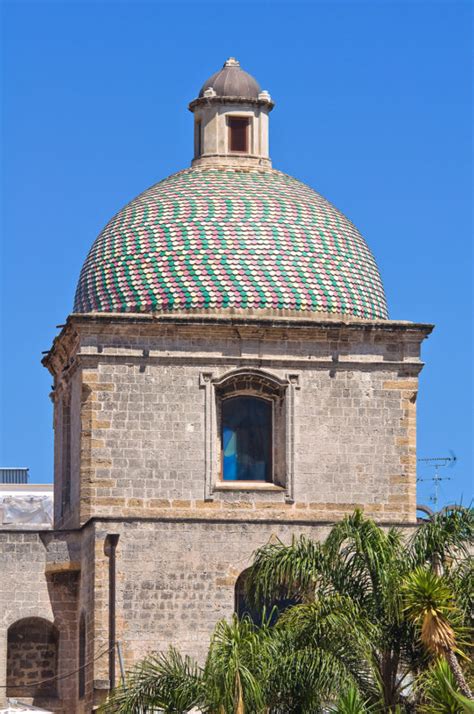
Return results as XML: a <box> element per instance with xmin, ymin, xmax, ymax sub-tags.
<box><xmin>199</xmin><ymin>58</ymin><xmax>261</xmax><ymax>99</ymax></box>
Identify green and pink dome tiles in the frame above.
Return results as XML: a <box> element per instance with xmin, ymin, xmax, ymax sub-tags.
<box><xmin>74</xmin><ymin>167</ymin><xmax>388</xmax><ymax>320</ymax></box>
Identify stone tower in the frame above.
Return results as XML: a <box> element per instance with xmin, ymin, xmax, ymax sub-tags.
<box><xmin>1</xmin><ymin>58</ymin><xmax>432</xmax><ymax>714</ymax></box>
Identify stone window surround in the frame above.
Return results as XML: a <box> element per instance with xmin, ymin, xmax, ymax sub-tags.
<box><xmin>200</xmin><ymin>368</ymin><xmax>300</xmax><ymax>502</ymax></box>
<box><xmin>227</xmin><ymin>115</ymin><xmax>252</xmax><ymax>154</ymax></box>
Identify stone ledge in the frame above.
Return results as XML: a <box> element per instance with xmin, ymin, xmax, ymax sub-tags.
<box><xmin>213</xmin><ymin>482</ymin><xmax>285</xmax><ymax>492</ymax></box>
<box><xmin>82</xmin><ymin>499</ymin><xmax>417</xmax><ymax>524</ymax></box>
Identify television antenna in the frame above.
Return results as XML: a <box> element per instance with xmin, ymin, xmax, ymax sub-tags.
<box><xmin>417</xmin><ymin>453</ymin><xmax>457</xmax><ymax>509</ymax></box>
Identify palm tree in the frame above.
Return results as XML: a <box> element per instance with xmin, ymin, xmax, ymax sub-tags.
<box><xmin>100</xmin><ymin>647</ymin><xmax>204</xmax><ymax>713</ymax></box>
<box><xmin>246</xmin><ymin>508</ymin><xmax>474</xmax><ymax>710</ymax></box>
<box><xmin>101</xmin><ymin>614</ymin><xmax>275</xmax><ymax>713</ymax></box>
<box><xmin>103</xmin><ymin>600</ymin><xmax>374</xmax><ymax>713</ymax></box>
<box><xmin>402</xmin><ymin>567</ymin><xmax>472</xmax><ymax>699</ymax></box>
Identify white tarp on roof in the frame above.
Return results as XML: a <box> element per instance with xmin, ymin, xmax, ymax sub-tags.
<box><xmin>0</xmin><ymin>697</ymin><xmax>53</xmax><ymax>712</ymax></box>
<box><xmin>0</xmin><ymin>705</ymin><xmax>52</xmax><ymax>713</ymax></box>
<box><xmin>0</xmin><ymin>494</ymin><xmax>53</xmax><ymax>527</ymax></box>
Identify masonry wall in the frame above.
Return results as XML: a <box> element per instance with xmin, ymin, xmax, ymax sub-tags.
<box><xmin>94</xmin><ymin>519</ymin><xmax>335</xmax><ymax>669</ymax></box>
<box><xmin>7</xmin><ymin>619</ymin><xmax>58</xmax><ymax>698</ymax></box>
<box><xmin>0</xmin><ymin>512</ymin><xmax>421</xmax><ymax>714</ymax></box>
<box><xmin>0</xmin><ymin>530</ymin><xmax>81</xmax><ymax>713</ymax></box>
<box><xmin>33</xmin><ymin>313</ymin><xmax>431</xmax><ymax>709</ymax></box>
<box><xmin>76</xmin><ymin>525</ymin><xmax>97</xmax><ymax>713</ymax></box>
<box><xmin>45</xmin><ymin>317</ymin><xmax>428</xmax><ymax>527</ymax></box>
<box><xmin>54</xmin><ymin>370</ymin><xmax>82</xmax><ymax>530</ymax></box>
<box><xmin>94</xmin><ymin>516</ymin><xmax>417</xmax><ymax>672</ymax></box>
<box><xmin>80</xmin><ymin>361</ymin><xmax>416</xmax><ymax>510</ymax></box>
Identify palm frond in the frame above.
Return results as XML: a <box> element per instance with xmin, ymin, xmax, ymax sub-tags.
<box><xmin>415</xmin><ymin>657</ymin><xmax>467</xmax><ymax>713</ymax></box>
<box><xmin>245</xmin><ymin>534</ymin><xmax>324</xmax><ymax>606</ymax></box>
<box><xmin>408</xmin><ymin>508</ymin><xmax>474</xmax><ymax>571</ymax></box>
<box><xmin>447</xmin><ymin>557</ymin><xmax>474</xmax><ymax>630</ymax></box>
<box><xmin>324</xmin><ymin>511</ymin><xmax>405</xmax><ymax>604</ymax></box>
<box><xmin>204</xmin><ymin>614</ymin><xmax>276</xmax><ymax>713</ymax></box>
<box><xmin>101</xmin><ymin>647</ymin><xmax>204</xmax><ymax>713</ymax></box>
<box><xmin>275</xmin><ymin>595</ymin><xmax>379</xmax><ymax>703</ymax></box>
<box><xmin>330</xmin><ymin>684</ymin><xmax>376</xmax><ymax>713</ymax></box>
<box><xmin>402</xmin><ymin>567</ymin><xmax>469</xmax><ymax>657</ymax></box>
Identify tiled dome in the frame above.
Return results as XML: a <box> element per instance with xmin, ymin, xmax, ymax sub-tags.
<box><xmin>74</xmin><ymin>168</ymin><xmax>388</xmax><ymax>319</ymax></box>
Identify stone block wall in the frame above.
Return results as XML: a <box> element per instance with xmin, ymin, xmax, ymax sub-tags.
<box><xmin>44</xmin><ymin>314</ymin><xmax>431</xmax><ymax>528</ymax></box>
<box><xmin>86</xmin><ymin>519</ymin><xmax>334</xmax><ymax>671</ymax></box>
<box><xmin>0</xmin><ymin>313</ymin><xmax>432</xmax><ymax>712</ymax></box>
<box><xmin>95</xmin><ymin>516</ymin><xmax>415</xmax><ymax>669</ymax></box>
<box><xmin>0</xmin><ymin>530</ymin><xmax>80</xmax><ymax>713</ymax></box>
<box><xmin>7</xmin><ymin>619</ymin><xmax>58</xmax><ymax>698</ymax></box>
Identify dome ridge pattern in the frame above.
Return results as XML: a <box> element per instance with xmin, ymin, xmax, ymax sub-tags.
<box><xmin>74</xmin><ymin>167</ymin><xmax>388</xmax><ymax>319</ymax></box>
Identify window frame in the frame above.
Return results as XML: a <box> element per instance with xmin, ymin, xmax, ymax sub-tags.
<box><xmin>200</xmin><ymin>368</ymin><xmax>300</xmax><ymax>500</ymax></box>
<box><xmin>219</xmin><ymin>393</ymin><xmax>274</xmax><ymax>484</ymax></box>
<box><xmin>227</xmin><ymin>115</ymin><xmax>251</xmax><ymax>154</ymax></box>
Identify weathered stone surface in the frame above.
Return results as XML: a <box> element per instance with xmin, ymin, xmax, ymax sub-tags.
<box><xmin>0</xmin><ymin>532</ymin><xmax>79</xmax><ymax>712</ymax></box>
<box><xmin>0</xmin><ymin>314</ymin><xmax>431</xmax><ymax>712</ymax></box>
<box><xmin>45</xmin><ymin>315</ymin><xmax>431</xmax><ymax>529</ymax></box>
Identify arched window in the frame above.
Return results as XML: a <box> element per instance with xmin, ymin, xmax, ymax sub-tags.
<box><xmin>235</xmin><ymin>569</ymin><xmax>299</xmax><ymax>625</ymax></box>
<box><xmin>7</xmin><ymin>617</ymin><xmax>59</xmax><ymax>698</ymax></box>
<box><xmin>214</xmin><ymin>369</ymin><xmax>288</xmax><ymax>488</ymax></box>
<box><xmin>222</xmin><ymin>396</ymin><xmax>272</xmax><ymax>481</ymax></box>
<box><xmin>201</xmin><ymin>368</ymin><xmax>300</xmax><ymax>498</ymax></box>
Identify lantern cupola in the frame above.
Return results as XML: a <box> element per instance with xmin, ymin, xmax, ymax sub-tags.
<box><xmin>188</xmin><ymin>58</ymin><xmax>274</xmax><ymax>169</ymax></box>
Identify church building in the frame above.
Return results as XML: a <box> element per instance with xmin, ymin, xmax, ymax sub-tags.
<box><xmin>0</xmin><ymin>59</ymin><xmax>432</xmax><ymax>713</ymax></box>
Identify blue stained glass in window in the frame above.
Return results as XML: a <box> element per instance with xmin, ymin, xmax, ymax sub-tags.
<box><xmin>222</xmin><ymin>396</ymin><xmax>272</xmax><ymax>481</ymax></box>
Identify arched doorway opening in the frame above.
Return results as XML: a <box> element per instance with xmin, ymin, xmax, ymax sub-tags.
<box><xmin>7</xmin><ymin>617</ymin><xmax>59</xmax><ymax>699</ymax></box>
<box><xmin>234</xmin><ymin>569</ymin><xmax>299</xmax><ymax>625</ymax></box>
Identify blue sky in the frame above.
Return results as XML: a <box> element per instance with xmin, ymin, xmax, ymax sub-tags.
<box><xmin>1</xmin><ymin>1</ymin><xmax>472</xmax><ymax>508</ymax></box>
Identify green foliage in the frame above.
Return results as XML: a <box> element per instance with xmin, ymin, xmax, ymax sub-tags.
<box><xmin>330</xmin><ymin>685</ymin><xmax>375</xmax><ymax>713</ymax></box>
<box><xmin>268</xmin><ymin>595</ymin><xmax>377</xmax><ymax>712</ymax></box>
<box><xmin>248</xmin><ymin>507</ymin><xmax>473</xmax><ymax>709</ymax></box>
<box><xmin>245</xmin><ymin>534</ymin><xmax>324</xmax><ymax>606</ymax></box>
<box><xmin>402</xmin><ymin>567</ymin><xmax>463</xmax><ymax>656</ymax></box>
<box><xmin>447</xmin><ymin>557</ymin><xmax>474</xmax><ymax>630</ymax></box>
<box><xmin>416</xmin><ymin>658</ymin><xmax>471</xmax><ymax>713</ymax></box>
<box><xmin>100</xmin><ymin>647</ymin><xmax>204</xmax><ymax>713</ymax></box>
<box><xmin>408</xmin><ymin>508</ymin><xmax>474</xmax><ymax>571</ymax></box>
<box><xmin>204</xmin><ymin>613</ymin><xmax>276</xmax><ymax>713</ymax></box>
